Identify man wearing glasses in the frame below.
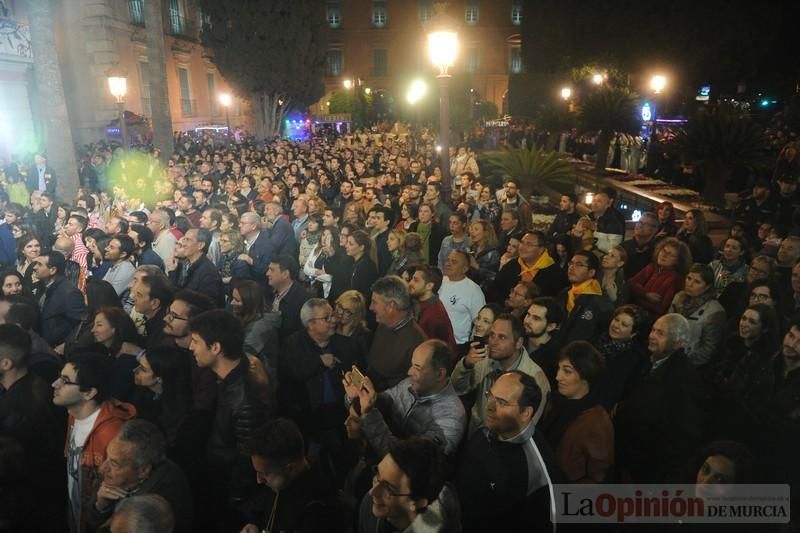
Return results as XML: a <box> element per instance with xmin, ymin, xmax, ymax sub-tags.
<box><xmin>52</xmin><ymin>350</ymin><xmax>136</xmax><ymax>533</ymax></box>
<box><xmin>621</xmin><ymin>211</ymin><xmax>660</xmax><ymax>278</ymax></box>
<box><xmin>489</xmin><ymin>230</ymin><xmax>567</xmax><ymax>303</ymax></box>
<box><xmin>455</xmin><ymin>371</ymin><xmax>561</xmax><ymax>533</ymax></box>
<box><xmin>359</xmin><ymin>437</ymin><xmax>459</xmax><ymax>533</ymax></box>
<box><xmin>556</xmin><ymin>250</ymin><xmax>613</xmax><ymax>344</ymax></box>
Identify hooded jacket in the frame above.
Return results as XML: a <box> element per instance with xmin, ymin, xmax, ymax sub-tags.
<box><xmin>64</xmin><ymin>399</ymin><xmax>136</xmax><ymax>533</ymax></box>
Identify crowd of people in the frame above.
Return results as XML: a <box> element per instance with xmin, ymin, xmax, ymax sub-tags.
<box><xmin>0</xmin><ymin>128</ymin><xmax>798</xmax><ymax>533</ymax></box>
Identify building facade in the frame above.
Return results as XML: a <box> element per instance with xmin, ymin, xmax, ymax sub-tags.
<box><xmin>318</xmin><ymin>0</ymin><xmax>523</xmax><ymax>117</ymax></box>
<box><xmin>0</xmin><ymin>0</ymin><xmax>251</xmax><ymax>161</ymax></box>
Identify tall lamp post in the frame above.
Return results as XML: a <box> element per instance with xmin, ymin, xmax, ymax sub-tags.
<box><xmin>560</xmin><ymin>86</ymin><xmax>572</xmax><ymax>112</ymax></box>
<box><xmin>427</xmin><ymin>4</ymin><xmax>458</xmax><ymax>197</ymax></box>
<box><xmin>649</xmin><ymin>74</ymin><xmax>667</xmax><ymax>139</ymax></box>
<box><xmin>107</xmin><ymin>68</ymin><xmax>129</xmax><ymax>149</ymax></box>
<box><xmin>219</xmin><ymin>92</ymin><xmax>232</xmax><ymax>142</ymax></box>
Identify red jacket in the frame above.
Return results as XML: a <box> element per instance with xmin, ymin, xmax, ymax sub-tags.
<box><xmin>65</xmin><ymin>399</ymin><xmax>136</xmax><ymax>533</ymax></box>
<box><xmin>418</xmin><ymin>297</ymin><xmax>458</xmax><ymax>362</ymax></box>
<box><xmin>627</xmin><ymin>263</ymin><xmax>684</xmax><ymax>317</ymax></box>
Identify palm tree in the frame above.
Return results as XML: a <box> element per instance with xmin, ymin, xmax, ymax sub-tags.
<box><xmin>144</xmin><ymin>0</ymin><xmax>174</xmax><ymax>165</ymax></box>
<box><xmin>482</xmin><ymin>146</ymin><xmax>586</xmax><ymax>194</ymax></box>
<box><xmin>535</xmin><ymin>104</ymin><xmax>576</xmax><ymax>151</ymax></box>
<box><xmin>673</xmin><ymin>106</ymin><xmax>769</xmax><ymax>205</ymax></box>
<box><xmin>578</xmin><ymin>87</ymin><xmax>640</xmax><ymax>171</ymax></box>
<box><xmin>27</xmin><ymin>0</ymin><xmax>79</xmax><ymax>200</ymax></box>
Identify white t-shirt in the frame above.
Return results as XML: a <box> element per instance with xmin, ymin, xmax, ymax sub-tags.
<box><xmin>68</xmin><ymin>408</ymin><xmax>101</xmax><ymax>527</ymax></box>
<box><xmin>439</xmin><ymin>276</ymin><xmax>486</xmax><ymax>344</ymax></box>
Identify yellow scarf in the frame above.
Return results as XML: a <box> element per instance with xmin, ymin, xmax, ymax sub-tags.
<box><xmin>567</xmin><ymin>279</ymin><xmax>603</xmax><ymax>313</ymax></box>
<box><xmin>518</xmin><ymin>250</ymin><xmax>555</xmax><ymax>283</ymax></box>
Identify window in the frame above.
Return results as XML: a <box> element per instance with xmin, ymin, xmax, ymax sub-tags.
<box><xmin>418</xmin><ymin>0</ymin><xmax>432</xmax><ymax>22</ymax></box>
<box><xmin>167</xmin><ymin>0</ymin><xmax>186</xmax><ymax>35</ymax></box>
<box><xmin>465</xmin><ymin>0</ymin><xmax>479</xmax><ymax>25</ymax></box>
<box><xmin>177</xmin><ymin>67</ymin><xmax>193</xmax><ymax>116</ymax></box>
<box><xmin>327</xmin><ymin>49</ymin><xmax>343</xmax><ymax>76</ymax></box>
<box><xmin>465</xmin><ymin>47</ymin><xmax>479</xmax><ymax>73</ymax></box>
<box><xmin>511</xmin><ymin>0</ymin><xmax>522</xmax><ymax>25</ymax></box>
<box><xmin>372</xmin><ymin>0</ymin><xmax>387</xmax><ymax>28</ymax></box>
<box><xmin>327</xmin><ymin>0</ymin><xmax>341</xmax><ymax>29</ymax></box>
<box><xmin>374</xmin><ymin>49</ymin><xmax>387</xmax><ymax>77</ymax></box>
<box><xmin>207</xmin><ymin>73</ymin><xmax>217</xmax><ymax>116</ymax></box>
<box><xmin>509</xmin><ymin>46</ymin><xmax>522</xmax><ymax>74</ymax></box>
<box><xmin>128</xmin><ymin>0</ymin><xmax>144</xmax><ymax>26</ymax></box>
<box><xmin>138</xmin><ymin>62</ymin><xmax>151</xmax><ymax>116</ymax></box>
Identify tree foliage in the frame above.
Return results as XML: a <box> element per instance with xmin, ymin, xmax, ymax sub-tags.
<box><xmin>199</xmin><ymin>0</ymin><xmax>327</xmax><ymax>138</ymax></box>
<box><xmin>482</xmin><ymin>147</ymin><xmax>585</xmax><ymax>193</ymax></box>
<box><xmin>673</xmin><ymin>106</ymin><xmax>770</xmax><ymax>204</ymax></box>
<box><xmin>578</xmin><ymin>87</ymin><xmax>640</xmax><ymax>170</ymax></box>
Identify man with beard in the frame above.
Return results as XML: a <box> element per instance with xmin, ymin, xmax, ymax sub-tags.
<box><xmin>241</xmin><ymin>419</ymin><xmax>345</xmax><ymax>533</ymax></box>
<box><xmin>523</xmin><ymin>297</ymin><xmax>564</xmax><ymax>386</ymax></box>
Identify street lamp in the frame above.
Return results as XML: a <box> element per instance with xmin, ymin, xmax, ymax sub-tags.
<box><xmin>560</xmin><ymin>87</ymin><xmax>572</xmax><ymax>100</ymax></box>
<box><xmin>107</xmin><ymin>68</ymin><xmax>129</xmax><ymax>149</ymax></box>
<box><xmin>426</xmin><ymin>3</ymin><xmax>458</xmax><ymax>196</ymax></box>
<box><xmin>343</xmin><ymin>79</ymin><xmax>353</xmax><ymax>90</ymax></box>
<box><xmin>218</xmin><ymin>92</ymin><xmax>232</xmax><ymax>142</ymax></box>
<box><xmin>592</xmin><ymin>73</ymin><xmax>604</xmax><ymax>85</ymax></box>
<box><xmin>650</xmin><ymin>74</ymin><xmax>667</xmax><ymax>94</ymax></box>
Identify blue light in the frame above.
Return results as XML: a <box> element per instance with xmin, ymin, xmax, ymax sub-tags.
<box><xmin>761</xmin><ymin>100</ymin><xmax>770</xmax><ymax>107</ymax></box>
<box><xmin>641</xmin><ymin>102</ymin><xmax>652</xmax><ymax>122</ymax></box>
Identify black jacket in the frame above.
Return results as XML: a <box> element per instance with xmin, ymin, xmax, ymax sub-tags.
<box><xmin>488</xmin><ymin>259</ymin><xmax>567</xmax><ymax>304</ymax></box>
<box><xmin>243</xmin><ymin>461</ymin><xmax>345</xmax><ymax>533</ymax></box>
<box><xmin>87</xmin><ymin>458</ymin><xmax>194</xmax><ymax>533</ymax></box>
<box><xmin>547</xmin><ymin>211</ymin><xmax>579</xmax><ymax>242</ymax></box>
<box><xmin>373</xmin><ymin>229</ymin><xmax>393</xmax><ymax>276</ymax></box>
<box><xmin>26</xmin><ymin>165</ymin><xmax>57</xmax><ymax>194</ymax></box>
<box><xmin>556</xmin><ymin>290</ymin><xmax>614</xmax><ymax>344</ymax></box>
<box><xmin>246</xmin><ymin>229</ymin><xmax>274</xmax><ymax>289</ymax></box>
<box><xmin>274</xmin><ymin>282</ymin><xmax>315</xmax><ymax>342</ymax></box>
<box><xmin>615</xmin><ymin>349</ymin><xmax>704</xmax><ymax>483</ymax></box>
<box><xmin>38</xmin><ymin>276</ymin><xmax>86</xmax><ymax>346</ymax></box>
<box><xmin>350</xmin><ymin>255</ymin><xmax>379</xmax><ymax>304</ymax></box>
<box><xmin>621</xmin><ymin>237</ymin><xmax>656</xmax><ymax>278</ymax></box>
<box><xmin>207</xmin><ymin>359</ymin><xmax>271</xmax><ymax>505</ymax></box>
<box><xmin>171</xmin><ymin>255</ymin><xmax>224</xmax><ymax>307</ymax></box>
<box><xmin>322</xmin><ymin>250</ymin><xmax>353</xmax><ymax>304</ymax></box>
<box><xmin>455</xmin><ymin>423</ymin><xmax>563</xmax><ymax>533</ymax></box>
<box><xmin>278</xmin><ymin>331</ymin><xmax>364</xmax><ymax>437</ymax></box>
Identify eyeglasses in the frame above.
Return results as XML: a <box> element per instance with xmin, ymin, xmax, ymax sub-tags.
<box><xmin>568</xmin><ymin>261</ymin><xmax>590</xmax><ymax>268</ymax></box>
<box><xmin>165</xmin><ymin>310</ymin><xmax>189</xmax><ymax>322</ymax></box>
<box><xmin>371</xmin><ymin>465</ymin><xmax>411</xmax><ymax>497</ymax></box>
<box><xmin>484</xmin><ymin>390</ymin><xmax>519</xmax><ymax>408</ymax></box>
<box><xmin>750</xmin><ymin>292</ymin><xmax>771</xmax><ymax>302</ymax></box>
<box><xmin>54</xmin><ymin>375</ymin><xmax>80</xmax><ymax>387</ymax></box>
<box><xmin>335</xmin><ymin>305</ymin><xmax>354</xmax><ymax>318</ymax></box>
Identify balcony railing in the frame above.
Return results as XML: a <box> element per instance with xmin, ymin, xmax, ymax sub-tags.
<box><xmin>168</xmin><ymin>12</ymin><xmax>187</xmax><ymax>36</ymax></box>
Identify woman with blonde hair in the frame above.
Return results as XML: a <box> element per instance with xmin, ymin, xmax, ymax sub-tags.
<box><xmin>334</xmin><ymin>289</ymin><xmax>372</xmax><ymax>356</ymax></box>
<box><xmin>468</xmin><ymin>219</ymin><xmax>500</xmax><ymax>289</ymax></box>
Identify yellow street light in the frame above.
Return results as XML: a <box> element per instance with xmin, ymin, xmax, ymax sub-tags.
<box><xmin>426</xmin><ymin>2</ymin><xmax>459</xmax><ymax>196</ymax></box>
<box><xmin>218</xmin><ymin>93</ymin><xmax>232</xmax><ymax>108</ymax></box>
<box><xmin>106</xmin><ymin>67</ymin><xmax>129</xmax><ymax>148</ymax></box>
<box><xmin>651</xmin><ymin>74</ymin><xmax>667</xmax><ymax>94</ymax></box>
<box><xmin>561</xmin><ymin>87</ymin><xmax>572</xmax><ymax>100</ymax></box>
<box><xmin>343</xmin><ymin>79</ymin><xmax>353</xmax><ymax>90</ymax></box>
<box><xmin>364</xmin><ymin>87</ymin><xmax>372</xmax><ymax>95</ymax></box>
<box><xmin>592</xmin><ymin>73</ymin><xmax>604</xmax><ymax>85</ymax></box>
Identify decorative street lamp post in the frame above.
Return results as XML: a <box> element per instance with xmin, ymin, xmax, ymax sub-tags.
<box><xmin>219</xmin><ymin>92</ymin><xmax>232</xmax><ymax>142</ymax></box>
<box><xmin>649</xmin><ymin>74</ymin><xmax>668</xmax><ymax>138</ymax></box>
<box><xmin>426</xmin><ymin>2</ymin><xmax>458</xmax><ymax>197</ymax></box>
<box><xmin>561</xmin><ymin>86</ymin><xmax>572</xmax><ymax>112</ymax></box>
<box><xmin>107</xmin><ymin>68</ymin><xmax>129</xmax><ymax>149</ymax></box>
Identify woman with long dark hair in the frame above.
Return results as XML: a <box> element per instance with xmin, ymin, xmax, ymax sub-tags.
<box><xmin>90</xmin><ymin>306</ymin><xmax>143</xmax><ymax>402</ymax></box>
<box><xmin>230</xmin><ymin>279</ymin><xmax>281</xmax><ymax>371</ymax></box>
<box><xmin>677</xmin><ymin>209</ymin><xmax>714</xmax><ymax>264</ymax></box>
<box><xmin>345</xmin><ymin>230</ymin><xmax>379</xmax><ymax>304</ymax></box>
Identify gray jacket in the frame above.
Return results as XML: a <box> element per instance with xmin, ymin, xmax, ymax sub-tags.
<box><xmin>361</xmin><ymin>379</ymin><xmax>466</xmax><ymax>456</ymax></box>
